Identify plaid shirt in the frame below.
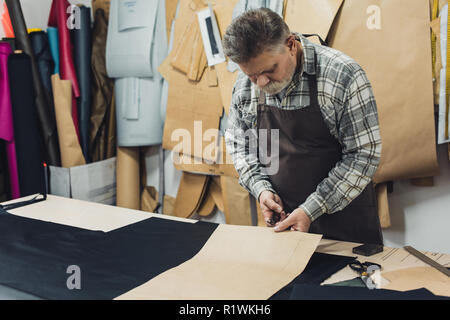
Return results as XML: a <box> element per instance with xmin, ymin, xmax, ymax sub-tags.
<box><xmin>224</xmin><ymin>34</ymin><xmax>382</xmax><ymax>222</ymax></box>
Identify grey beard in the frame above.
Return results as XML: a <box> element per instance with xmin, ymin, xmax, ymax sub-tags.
<box><xmin>261</xmin><ymin>78</ymin><xmax>292</xmax><ymax>95</ymax></box>
<box><xmin>260</xmin><ymin>68</ymin><xmax>296</xmax><ymax>95</ymax></box>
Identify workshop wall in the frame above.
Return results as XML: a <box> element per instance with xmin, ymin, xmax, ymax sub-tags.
<box><xmin>1</xmin><ymin>0</ymin><xmax>449</xmax><ymax>254</ymax></box>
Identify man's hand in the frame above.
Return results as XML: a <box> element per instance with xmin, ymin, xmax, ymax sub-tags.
<box><xmin>259</xmin><ymin>191</ymin><xmax>287</xmax><ymax>227</ymax></box>
<box><xmin>274</xmin><ymin>208</ymin><xmax>311</xmax><ymax>233</ymax></box>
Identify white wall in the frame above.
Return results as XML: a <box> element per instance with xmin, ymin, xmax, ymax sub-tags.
<box><xmin>384</xmin><ymin>144</ymin><xmax>450</xmax><ymax>254</ymax></box>
<box><xmin>2</xmin><ymin>0</ymin><xmax>449</xmax><ymax>254</ymax></box>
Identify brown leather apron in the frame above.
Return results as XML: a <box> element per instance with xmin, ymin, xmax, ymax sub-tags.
<box><xmin>256</xmin><ymin>54</ymin><xmax>383</xmax><ymax>245</ymax></box>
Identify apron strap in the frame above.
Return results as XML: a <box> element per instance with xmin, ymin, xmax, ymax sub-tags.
<box><xmin>302</xmin><ymin>33</ymin><xmax>328</xmax><ymax>46</ymax></box>
<box><xmin>258</xmin><ymin>89</ymin><xmax>265</xmax><ymax>106</ymax></box>
<box><xmin>307</xmin><ymin>51</ymin><xmax>320</xmax><ymax>108</ymax></box>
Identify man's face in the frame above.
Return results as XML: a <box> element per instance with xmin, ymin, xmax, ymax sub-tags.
<box><xmin>239</xmin><ymin>38</ymin><xmax>298</xmax><ymax>95</ymax></box>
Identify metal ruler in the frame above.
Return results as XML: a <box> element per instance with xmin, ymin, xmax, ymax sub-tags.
<box><xmin>404</xmin><ymin>246</ymin><xmax>450</xmax><ymax>278</ymax></box>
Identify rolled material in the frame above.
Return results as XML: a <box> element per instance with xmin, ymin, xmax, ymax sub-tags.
<box><xmin>92</xmin><ymin>0</ymin><xmax>111</xmax><ymax>19</ymax></box>
<box><xmin>5</xmin><ymin>0</ymin><xmax>61</xmax><ymax>167</ymax></box>
<box><xmin>48</xmin><ymin>0</ymin><xmax>81</xmax><ymax>139</ymax></box>
<box><xmin>47</xmin><ymin>27</ymin><xmax>60</xmax><ymax>74</ymax></box>
<box><xmin>51</xmin><ymin>74</ymin><xmax>86</xmax><ymax>168</ymax></box>
<box><xmin>0</xmin><ymin>42</ymin><xmax>20</xmax><ymax>199</ymax></box>
<box><xmin>47</xmin><ymin>0</ymin><xmax>80</xmax><ymax>97</ymax></box>
<box><xmin>0</xmin><ymin>141</ymin><xmax>9</xmax><ymax>202</ymax></box>
<box><xmin>29</xmin><ymin>31</ymin><xmax>54</xmax><ymax>103</ymax></box>
<box><xmin>72</xmin><ymin>5</ymin><xmax>92</xmax><ymax>163</ymax></box>
<box><xmin>90</xmin><ymin>8</ymin><xmax>116</xmax><ymax>161</ymax></box>
<box><xmin>7</xmin><ymin>53</ymin><xmax>45</xmax><ymax>197</ymax></box>
<box><xmin>1</xmin><ymin>38</ymin><xmax>16</xmax><ymax>51</ymax></box>
<box><xmin>116</xmin><ymin>147</ymin><xmax>140</xmax><ymax>210</ymax></box>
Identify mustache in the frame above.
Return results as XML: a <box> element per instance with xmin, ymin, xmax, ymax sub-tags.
<box><xmin>261</xmin><ymin>78</ymin><xmax>291</xmax><ymax>95</ymax></box>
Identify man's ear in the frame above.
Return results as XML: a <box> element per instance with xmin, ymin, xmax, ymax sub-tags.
<box><xmin>286</xmin><ymin>35</ymin><xmax>297</xmax><ymax>55</ymax></box>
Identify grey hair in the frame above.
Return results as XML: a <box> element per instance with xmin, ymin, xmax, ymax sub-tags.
<box><xmin>222</xmin><ymin>8</ymin><xmax>291</xmax><ymax>64</ymax></box>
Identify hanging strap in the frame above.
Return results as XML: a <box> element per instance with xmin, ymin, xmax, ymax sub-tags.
<box><xmin>302</xmin><ymin>33</ymin><xmax>328</xmax><ymax>46</ymax></box>
<box><xmin>0</xmin><ymin>193</ymin><xmax>47</xmax><ymax>213</ymax></box>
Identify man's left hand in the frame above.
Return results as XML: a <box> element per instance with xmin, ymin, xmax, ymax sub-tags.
<box><xmin>274</xmin><ymin>208</ymin><xmax>312</xmax><ymax>233</ymax></box>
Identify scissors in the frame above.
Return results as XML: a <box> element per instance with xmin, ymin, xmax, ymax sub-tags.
<box><xmin>266</xmin><ymin>210</ymin><xmax>288</xmax><ymax>226</ymax></box>
<box><xmin>348</xmin><ymin>260</ymin><xmax>382</xmax><ymax>289</ymax></box>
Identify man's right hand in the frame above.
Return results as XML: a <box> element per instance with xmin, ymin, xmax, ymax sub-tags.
<box><xmin>259</xmin><ymin>191</ymin><xmax>287</xmax><ymax>227</ymax></box>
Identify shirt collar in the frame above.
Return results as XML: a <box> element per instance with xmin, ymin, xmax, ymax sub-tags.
<box><xmin>293</xmin><ymin>33</ymin><xmax>316</xmax><ymax>76</ymax></box>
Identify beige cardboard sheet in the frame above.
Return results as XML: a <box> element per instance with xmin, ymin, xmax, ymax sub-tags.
<box><xmin>165</xmin><ymin>0</ymin><xmax>180</xmax><ymax>42</ymax></box>
<box><xmin>173</xmin><ymin>172</ymin><xmax>209</xmax><ymax>218</ymax></box>
<box><xmin>375</xmin><ymin>183</ymin><xmax>390</xmax><ymax>229</ymax></box>
<box><xmin>116</xmin><ymin>224</ymin><xmax>322</xmax><ymax>300</ymax></box>
<box><xmin>220</xmin><ymin>175</ymin><xmax>252</xmax><ymax>226</ymax></box>
<box><xmin>328</xmin><ymin>0</ymin><xmax>439</xmax><ymax>182</ymax></box>
<box><xmin>284</xmin><ymin>0</ymin><xmax>344</xmax><ymax>41</ymax></box>
<box><xmin>382</xmin><ymin>266</ymin><xmax>450</xmax><ymax>297</ymax></box>
<box><xmin>213</xmin><ymin>0</ymin><xmax>240</xmax><ymax>115</ymax></box>
<box><xmin>4</xmin><ymin>195</ymin><xmax>195</xmax><ymax>233</ymax></box>
<box><xmin>173</xmin><ymin>137</ymin><xmax>239</xmax><ymax>177</ymax></box>
<box><xmin>196</xmin><ymin>187</ymin><xmax>216</xmax><ymax>217</ymax></box>
<box><xmin>161</xmin><ymin>0</ymin><xmax>223</xmax><ymax>162</ymax></box>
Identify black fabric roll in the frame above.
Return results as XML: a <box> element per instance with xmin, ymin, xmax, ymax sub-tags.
<box><xmin>0</xmin><ymin>214</ymin><xmax>218</xmax><ymax>300</ymax></box>
<box><xmin>5</xmin><ymin>0</ymin><xmax>61</xmax><ymax>167</ymax></box>
<box><xmin>1</xmin><ymin>38</ymin><xmax>16</xmax><ymax>51</ymax></box>
<box><xmin>29</xmin><ymin>31</ymin><xmax>54</xmax><ymax>104</ymax></box>
<box><xmin>0</xmin><ymin>141</ymin><xmax>10</xmax><ymax>202</ymax></box>
<box><xmin>7</xmin><ymin>53</ymin><xmax>45</xmax><ymax>197</ymax></box>
<box><xmin>90</xmin><ymin>9</ymin><xmax>116</xmax><ymax>162</ymax></box>
<box><xmin>72</xmin><ymin>5</ymin><xmax>92</xmax><ymax>163</ymax></box>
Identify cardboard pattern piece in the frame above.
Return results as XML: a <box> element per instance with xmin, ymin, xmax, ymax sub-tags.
<box><xmin>173</xmin><ymin>172</ymin><xmax>210</xmax><ymax>218</ymax></box>
<box><xmin>382</xmin><ymin>266</ymin><xmax>450</xmax><ymax>297</ymax></box>
<box><xmin>161</xmin><ymin>0</ymin><xmax>224</xmax><ymax>163</ymax></box>
<box><xmin>327</xmin><ymin>0</ymin><xmax>439</xmax><ymax>182</ymax></box>
<box><xmin>116</xmin><ymin>224</ymin><xmax>322</xmax><ymax>300</ymax></box>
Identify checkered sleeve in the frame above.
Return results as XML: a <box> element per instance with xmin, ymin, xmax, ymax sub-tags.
<box><xmin>225</xmin><ymin>86</ymin><xmax>276</xmax><ymax>201</ymax></box>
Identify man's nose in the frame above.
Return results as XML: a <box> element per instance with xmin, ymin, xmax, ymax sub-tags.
<box><xmin>256</xmin><ymin>75</ymin><xmax>270</xmax><ymax>87</ymax></box>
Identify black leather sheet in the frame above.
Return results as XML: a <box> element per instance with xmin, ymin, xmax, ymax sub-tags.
<box><xmin>270</xmin><ymin>252</ymin><xmax>356</xmax><ymax>300</ymax></box>
<box><xmin>0</xmin><ymin>213</ymin><xmax>218</xmax><ymax>300</ymax></box>
<box><xmin>72</xmin><ymin>5</ymin><xmax>92</xmax><ymax>163</ymax></box>
<box><xmin>5</xmin><ymin>0</ymin><xmax>60</xmax><ymax>166</ymax></box>
<box><xmin>7</xmin><ymin>53</ymin><xmax>45</xmax><ymax>197</ymax></box>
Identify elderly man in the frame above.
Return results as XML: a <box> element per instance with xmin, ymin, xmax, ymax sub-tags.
<box><xmin>223</xmin><ymin>8</ymin><xmax>383</xmax><ymax>244</ymax></box>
